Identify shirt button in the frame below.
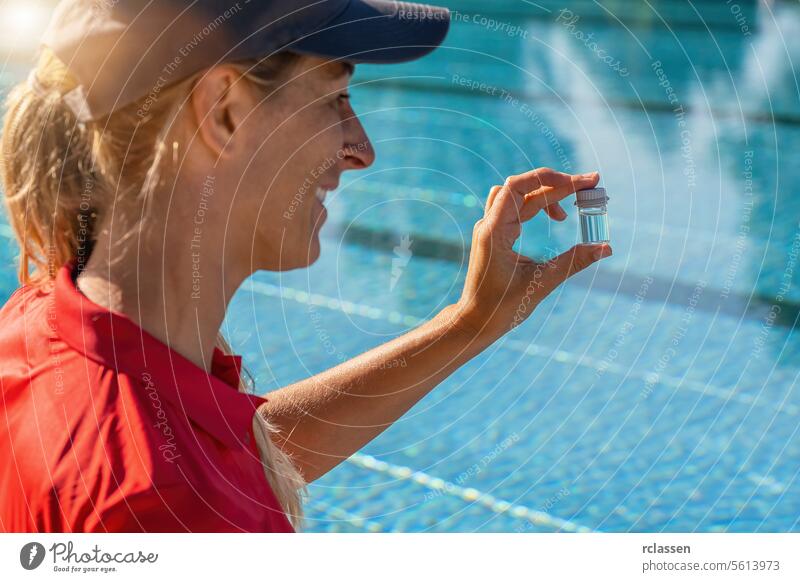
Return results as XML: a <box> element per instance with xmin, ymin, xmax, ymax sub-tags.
<box><xmin>244</xmin><ymin>432</ymin><xmax>251</xmax><ymax>445</ymax></box>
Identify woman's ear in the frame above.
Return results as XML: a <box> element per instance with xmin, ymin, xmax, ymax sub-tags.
<box><xmin>190</xmin><ymin>65</ymin><xmax>254</xmax><ymax>159</ymax></box>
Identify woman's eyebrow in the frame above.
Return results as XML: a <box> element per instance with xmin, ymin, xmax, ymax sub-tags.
<box><xmin>323</xmin><ymin>61</ymin><xmax>355</xmax><ymax>80</ymax></box>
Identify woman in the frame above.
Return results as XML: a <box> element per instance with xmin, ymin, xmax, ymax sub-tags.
<box><xmin>0</xmin><ymin>0</ymin><xmax>611</xmax><ymax>532</ymax></box>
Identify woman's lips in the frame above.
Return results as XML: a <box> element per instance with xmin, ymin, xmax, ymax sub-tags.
<box><xmin>312</xmin><ymin>187</ymin><xmax>329</xmax><ymax>229</ymax></box>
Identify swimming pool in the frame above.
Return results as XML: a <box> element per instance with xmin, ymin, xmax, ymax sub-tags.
<box><xmin>2</xmin><ymin>0</ymin><xmax>799</xmax><ymax>532</ymax></box>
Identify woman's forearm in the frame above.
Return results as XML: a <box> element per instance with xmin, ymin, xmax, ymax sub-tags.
<box><xmin>258</xmin><ymin>305</ymin><xmax>492</xmax><ymax>483</ymax></box>
<box><xmin>259</xmin><ymin>169</ymin><xmax>611</xmax><ymax>484</ymax></box>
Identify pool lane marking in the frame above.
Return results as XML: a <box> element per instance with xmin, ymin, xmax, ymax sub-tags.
<box><xmin>304</xmin><ymin>499</ymin><xmax>385</xmax><ymax>533</ymax></box>
<box><xmin>502</xmin><ymin>339</ymin><xmax>799</xmax><ymax>416</ymax></box>
<box><xmin>336</xmin><ymin>222</ymin><xmax>792</xmax><ymax>325</ymax></box>
<box><xmin>347</xmin><ymin>453</ymin><xmax>594</xmax><ymax>533</ymax></box>
<box><xmin>336</xmin><ymin>181</ymin><xmax>800</xmax><ymax>323</ymax></box>
<box><xmin>242</xmin><ymin>280</ymin><xmax>799</xmax><ymax>418</ymax></box>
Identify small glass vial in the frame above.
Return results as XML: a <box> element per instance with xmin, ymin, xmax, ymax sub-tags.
<box><xmin>575</xmin><ymin>187</ymin><xmax>610</xmax><ymax>244</ymax></box>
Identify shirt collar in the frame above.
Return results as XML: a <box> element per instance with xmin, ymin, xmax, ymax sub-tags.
<box><xmin>53</xmin><ymin>260</ymin><xmax>262</xmax><ymax>449</ymax></box>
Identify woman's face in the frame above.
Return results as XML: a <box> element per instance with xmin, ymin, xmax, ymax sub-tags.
<box><xmin>224</xmin><ymin>55</ymin><xmax>374</xmax><ymax>272</ymax></box>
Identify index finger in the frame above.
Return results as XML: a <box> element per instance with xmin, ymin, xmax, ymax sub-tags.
<box><xmin>511</xmin><ymin>167</ymin><xmax>598</xmax><ymax>192</ymax></box>
<box><xmin>490</xmin><ymin>168</ymin><xmax>599</xmax><ymax>226</ymax></box>
<box><xmin>521</xmin><ymin>170</ymin><xmax>600</xmax><ymax>220</ymax></box>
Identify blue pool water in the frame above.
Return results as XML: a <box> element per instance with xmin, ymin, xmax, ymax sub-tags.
<box><xmin>2</xmin><ymin>0</ymin><xmax>800</xmax><ymax>532</ymax></box>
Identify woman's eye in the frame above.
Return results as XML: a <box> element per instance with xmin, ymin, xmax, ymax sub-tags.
<box><xmin>328</xmin><ymin>93</ymin><xmax>351</xmax><ymax>112</ymax></box>
<box><xmin>328</xmin><ymin>93</ymin><xmax>350</xmax><ymax>111</ymax></box>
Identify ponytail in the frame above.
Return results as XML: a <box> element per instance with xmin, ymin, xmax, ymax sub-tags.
<box><xmin>1</xmin><ymin>48</ymin><xmax>100</xmax><ymax>283</ymax></box>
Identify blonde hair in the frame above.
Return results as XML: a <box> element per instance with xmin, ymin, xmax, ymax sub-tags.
<box><xmin>0</xmin><ymin>48</ymin><xmax>306</xmax><ymax>528</ymax></box>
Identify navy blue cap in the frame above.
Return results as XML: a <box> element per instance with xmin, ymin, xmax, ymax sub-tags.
<box><xmin>41</xmin><ymin>0</ymin><xmax>450</xmax><ymax>121</ymax></box>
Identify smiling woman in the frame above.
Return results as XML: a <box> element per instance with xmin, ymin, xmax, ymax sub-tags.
<box><xmin>0</xmin><ymin>0</ymin><xmax>609</xmax><ymax>533</ymax></box>
<box><xmin>1</xmin><ymin>46</ymin><xmax>310</xmax><ymax>531</ymax></box>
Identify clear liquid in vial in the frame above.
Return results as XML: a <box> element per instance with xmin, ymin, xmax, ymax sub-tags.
<box><xmin>579</xmin><ymin>207</ymin><xmax>610</xmax><ymax>244</ymax></box>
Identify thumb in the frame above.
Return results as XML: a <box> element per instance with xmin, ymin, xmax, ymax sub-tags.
<box><xmin>543</xmin><ymin>244</ymin><xmax>612</xmax><ymax>287</ymax></box>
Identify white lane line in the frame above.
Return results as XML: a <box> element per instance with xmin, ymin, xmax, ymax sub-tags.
<box><xmin>243</xmin><ymin>280</ymin><xmax>798</xmax><ymax>416</ymax></box>
<box><xmin>348</xmin><ymin>453</ymin><xmax>594</xmax><ymax>533</ymax></box>
<box><xmin>304</xmin><ymin>499</ymin><xmax>385</xmax><ymax>533</ymax></box>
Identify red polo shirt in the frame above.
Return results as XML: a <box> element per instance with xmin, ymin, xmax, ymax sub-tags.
<box><xmin>0</xmin><ymin>261</ymin><xmax>295</xmax><ymax>532</ymax></box>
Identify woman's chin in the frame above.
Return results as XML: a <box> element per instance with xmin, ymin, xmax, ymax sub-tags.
<box><xmin>278</xmin><ymin>237</ymin><xmax>321</xmax><ymax>271</ymax></box>
<box><xmin>307</xmin><ymin>206</ymin><xmax>326</xmax><ymax>264</ymax></box>
<box><xmin>306</xmin><ymin>237</ymin><xmax>321</xmax><ymax>265</ymax></box>
<box><xmin>254</xmin><ymin>238</ymin><xmax>320</xmax><ymax>271</ymax></box>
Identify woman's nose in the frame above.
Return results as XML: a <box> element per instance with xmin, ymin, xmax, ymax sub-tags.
<box><xmin>342</xmin><ymin>138</ymin><xmax>375</xmax><ymax>170</ymax></box>
<box><xmin>341</xmin><ymin>114</ymin><xmax>375</xmax><ymax>170</ymax></box>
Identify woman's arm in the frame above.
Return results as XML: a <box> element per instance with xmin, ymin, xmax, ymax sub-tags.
<box><xmin>259</xmin><ymin>168</ymin><xmax>612</xmax><ymax>482</ymax></box>
<box><xmin>259</xmin><ymin>304</ymin><xmax>488</xmax><ymax>483</ymax></box>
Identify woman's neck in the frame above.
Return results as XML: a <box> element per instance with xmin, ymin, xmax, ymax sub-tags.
<box><xmin>75</xmin><ymin>209</ymin><xmax>246</xmax><ymax>373</ymax></box>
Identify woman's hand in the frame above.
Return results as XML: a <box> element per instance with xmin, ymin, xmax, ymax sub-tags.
<box><xmin>264</xmin><ymin>168</ymin><xmax>611</xmax><ymax>480</ymax></box>
<box><xmin>452</xmin><ymin>168</ymin><xmax>612</xmax><ymax>343</ymax></box>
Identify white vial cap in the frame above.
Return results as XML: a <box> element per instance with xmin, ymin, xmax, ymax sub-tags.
<box><xmin>575</xmin><ymin>187</ymin><xmax>609</xmax><ymax>208</ymax></box>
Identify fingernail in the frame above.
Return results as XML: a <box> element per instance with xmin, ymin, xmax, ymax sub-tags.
<box><xmin>581</xmin><ymin>171</ymin><xmax>599</xmax><ymax>179</ymax></box>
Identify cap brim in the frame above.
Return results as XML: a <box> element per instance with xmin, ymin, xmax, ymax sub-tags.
<box><xmin>289</xmin><ymin>0</ymin><xmax>450</xmax><ymax>64</ymax></box>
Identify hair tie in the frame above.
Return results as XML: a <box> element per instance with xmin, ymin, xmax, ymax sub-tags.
<box><xmin>28</xmin><ymin>70</ymin><xmax>90</xmax><ymax>129</ymax></box>
<box><xmin>27</xmin><ymin>69</ymin><xmax>50</xmax><ymax>98</ymax></box>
